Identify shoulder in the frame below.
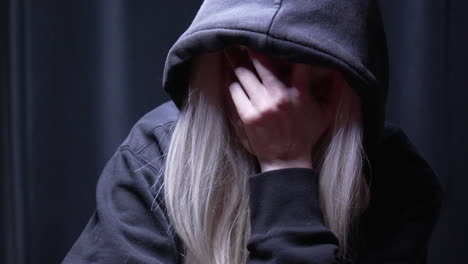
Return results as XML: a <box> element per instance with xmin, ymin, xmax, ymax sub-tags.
<box><xmin>375</xmin><ymin>121</ymin><xmax>438</xmax><ymax>180</ymax></box>
<box><xmin>355</xmin><ymin>122</ymin><xmax>445</xmax><ymax>264</ymax></box>
<box><xmin>366</xmin><ymin>121</ymin><xmax>445</xmax><ymax>213</ymax></box>
<box><xmin>117</xmin><ymin>100</ymin><xmax>180</xmax><ymax>171</ymax></box>
<box><xmin>378</xmin><ymin>121</ymin><xmax>420</xmax><ymax>153</ymax></box>
<box><xmin>374</xmin><ymin>121</ymin><xmax>436</xmax><ymax>175</ymax></box>
<box><xmin>63</xmin><ymin>101</ymin><xmax>184</xmax><ymax>263</ymax></box>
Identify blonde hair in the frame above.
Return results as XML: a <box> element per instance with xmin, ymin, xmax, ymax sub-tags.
<box><xmin>159</xmin><ymin>51</ymin><xmax>370</xmax><ymax>263</ymax></box>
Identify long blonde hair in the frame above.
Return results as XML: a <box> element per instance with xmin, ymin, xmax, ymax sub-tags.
<box><xmin>160</xmin><ymin>50</ymin><xmax>370</xmax><ymax>263</ymax></box>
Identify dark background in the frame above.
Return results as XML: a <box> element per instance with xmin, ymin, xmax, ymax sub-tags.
<box><xmin>1</xmin><ymin>0</ymin><xmax>466</xmax><ymax>263</ymax></box>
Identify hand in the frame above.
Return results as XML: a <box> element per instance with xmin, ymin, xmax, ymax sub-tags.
<box><xmin>223</xmin><ymin>46</ymin><xmax>340</xmax><ymax>172</ymax></box>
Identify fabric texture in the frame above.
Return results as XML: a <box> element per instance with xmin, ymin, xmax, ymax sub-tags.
<box><xmin>162</xmin><ymin>0</ymin><xmax>388</xmax><ymax>156</ymax></box>
<box><xmin>63</xmin><ymin>0</ymin><xmax>444</xmax><ymax>263</ymax></box>
<box><xmin>62</xmin><ymin>101</ymin><xmax>444</xmax><ymax>263</ymax></box>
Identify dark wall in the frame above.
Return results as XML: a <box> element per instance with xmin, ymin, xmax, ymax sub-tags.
<box><xmin>1</xmin><ymin>1</ymin><xmax>203</xmax><ymax>263</ymax></box>
<box><xmin>381</xmin><ymin>1</ymin><xmax>468</xmax><ymax>263</ymax></box>
<box><xmin>1</xmin><ymin>0</ymin><xmax>466</xmax><ymax>263</ymax></box>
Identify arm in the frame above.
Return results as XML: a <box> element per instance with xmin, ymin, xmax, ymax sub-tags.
<box><xmin>62</xmin><ymin>147</ymin><xmax>181</xmax><ymax>264</ymax></box>
<box><xmin>245</xmin><ymin>127</ymin><xmax>444</xmax><ymax>264</ymax></box>
<box><xmin>246</xmin><ymin>167</ymin><xmax>341</xmax><ymax>264</ymax></box>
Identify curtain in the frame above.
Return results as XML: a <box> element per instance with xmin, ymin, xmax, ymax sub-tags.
<box><xmin>381</xmin><ymin>1</ymin><xmax>468</xmax><ymax>263</ymax></box>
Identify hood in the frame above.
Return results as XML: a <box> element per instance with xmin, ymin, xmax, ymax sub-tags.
<box><xmin>162</xmin><ymin>0</ymin><xmax>389</xmax><ymax>156</ymax></box>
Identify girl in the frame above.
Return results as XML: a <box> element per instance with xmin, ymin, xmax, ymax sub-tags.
<box><xmin>63</xmin><ymin>0</ymin><xmax>443</xmax><ymax>263</ymax></box>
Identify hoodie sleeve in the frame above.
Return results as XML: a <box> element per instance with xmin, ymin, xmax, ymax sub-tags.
<box><xmin>246</xmin><ymin>163</ymin><xmax>443</xmax><ymax>264</ymax></box>
<box><xmin>247</xmin><ymin>167</ymin><xmax>341</xmax><ymax>263</ymax></box>
<box><xmin>61</xmin><ymin>147</ymin><xmax>181</xmax><ymax>264</ymax></box>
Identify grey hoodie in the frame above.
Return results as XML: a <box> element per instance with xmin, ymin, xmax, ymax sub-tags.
<box><xmin>162</xmin><ymin>0</ymin><xmax>388</xmax><ymax>157</ymax></box>
<box><xmin>63</xmin><ymin>0</ymin><xmax>443</xmax><ymax>263</ymax></box>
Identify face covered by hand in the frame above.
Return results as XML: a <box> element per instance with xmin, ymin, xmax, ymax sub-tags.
<box><xmin>220</xmin><ymin>45</ymin><xmax>344</xmax><ymax>171</ymax></box>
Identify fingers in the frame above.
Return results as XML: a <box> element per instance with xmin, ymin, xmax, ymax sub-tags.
<box><xmin>228</xmin><ymin>79</ymin><xmax>256</xmax><ymax>123</ymax></box>
<box><xmin>246</xmin><ymin>49</ymin><xmax>288</xmax><ymax>98</ymax></box>
<box><xmin>224</xmin><ymin>47</ymin><xmax>266</xmax><ymax>107</ymax></box>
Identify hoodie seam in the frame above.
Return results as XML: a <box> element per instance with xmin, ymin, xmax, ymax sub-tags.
<box><xmin>266</xmin><ymin>0</ymin><xmax>283</xmax><ymax>51</ymax></box>
<box><xmin>117</xmin><ymin>146</ymin><xmax>182</xmax><ymax>263</ymax></box>
<box><xmin>119</xmin><ymin>145</ymin><xmax>160</xmax><ymax>175</ymax></box>
<box><xmin>179</xmin><ymin>27</ymin><xmax>373</xmax><ymax>86</ymax></box>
